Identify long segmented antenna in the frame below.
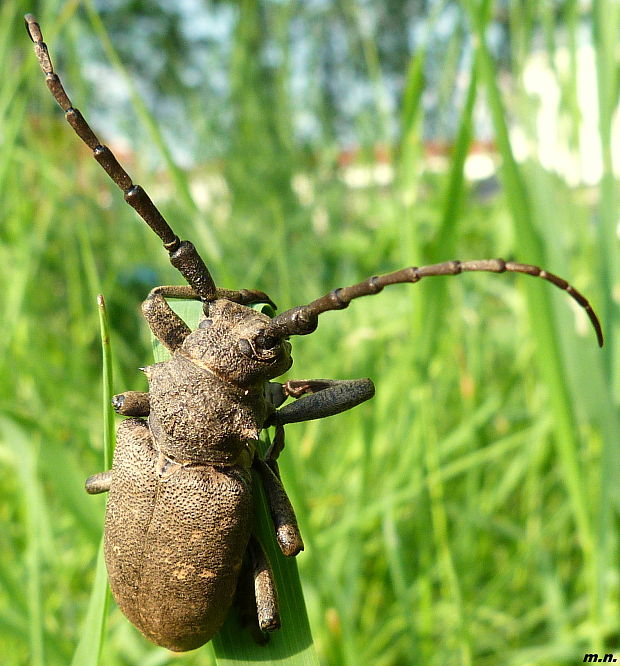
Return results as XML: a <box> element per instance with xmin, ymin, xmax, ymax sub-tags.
<box><xmin>26</xmin><ymin>16</ymin><xmax>603</xmax><ymax>347</ymax></box>
<box><xmin>266</xmin><ymin>258</ymin><xmax>604</xmax><ymax>346</ymax></box>
<box><xmin>25</xmin><ymin>14</ymin><xmax>218</xmax><ymax>301</ymax></box>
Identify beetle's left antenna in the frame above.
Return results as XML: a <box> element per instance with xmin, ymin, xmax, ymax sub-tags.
<box><xmin>25</xmin><ymin>14</ymin><xmax>217</xmax><ymax>302</ymax></box>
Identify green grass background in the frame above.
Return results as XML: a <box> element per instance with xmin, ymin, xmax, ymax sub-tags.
<box><xmin>0</xmin><ymin>0</ymin><xmax>618</xmax><ymax>664</ymax></box>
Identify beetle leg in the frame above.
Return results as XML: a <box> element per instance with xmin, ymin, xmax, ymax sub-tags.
<box><xmin>112</xmin><ymin>390</ymin><xmax>150</xmax><ymax>416</ymax></box>
<box><xmin>254</xmin><ymin>455</ymin><xmax>304</xmax><ymax>557</ymax></box>
<box><xmin>141</xmin><ymin>287</ymin><xmax>193</xmax><ymax>352</ymax></box>
<box><xmin>142</xmin><ymin>285</ymin><xmax>276</xmax><ymax>352</ymax></box>
<box><xmin>257</xmin><ymin>379</ymin><xmax>375</xmax><ymax>556</ymax></box>
<box><xmin>234</xmin><ymin>537</ymin><xmax>280</xmax><ymax>643</ymax></box>
<box><xmin>267</xmin><ymin>378</ymin><xmax>375</xmax><ymax>427</ymax></box>
<box><xmin>248</xmin><ymin>535</ymin><xmax>280</xmax><ymax>633</ymax></box>
<box><xmin>85</xmin><ymin>470</ymin><xmax>112</xmax><ymax>494</ymax></box>
<box><xmin>265</xmin><ymin>382</ymin><xmax>287</xmax><ymax>409</ymax></box>
<box><xmin>215</xmin><ymin>288</ymin><xmax>277</xmax><ymax>310</ymax></box>
<box><xmin>234</xmin><ymin>555</ymin><xmax>268</xmax><ymax>644</ymax></box>
<box><xmin>264</xmin><ymin>424</ymin><xmax>286</xmax><ymax>468</ymax></box>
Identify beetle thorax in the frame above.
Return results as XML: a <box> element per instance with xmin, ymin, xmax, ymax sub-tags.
<box><xmin>144</xmin><ymin>353</ymin><xmax>269</xmax><ymax>464</ymax></box>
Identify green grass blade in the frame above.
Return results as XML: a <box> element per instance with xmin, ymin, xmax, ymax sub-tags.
<box><xmin>593</xmin><ymin>0</ymin><xmax>619</xmax><ymax>389</ymax></box>
<box><xmin>0</xmin><ymin>418</ymin><xmax>53</xmax><ymax>665</ymax></box>
<box><xmin>416</xmin><ymin>64</ymin><xmax>479</xmax><ymax>360</ymax></box>
<box><xmin>212</xmin><ymin>464</ymin><xmax>318</xmax><ymax>665</ymax></box>
<box><xmin>21</xmin><ymin>433</ymin><xmax>45</xmax><ymax>666</ymax></box>
<box><xmin>98</xmin><ymin>295</ymin><xmax>116</xmax><ymax>471</ymax></box>
<box><xmin>463</xmin><ymin>0</ymin><xmax>604</xmax><ymax>649</ymax></box>
<box><xmin>71</xmin><ymin>295</ymin><xmax>114</xmax><ymax>666</ymax></box>
<box><xmin>71</xmin><ymin>538</ymin><xmax>110</xmax><ymax>666</ymax></box>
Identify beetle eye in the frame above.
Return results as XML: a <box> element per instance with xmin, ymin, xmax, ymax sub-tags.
<box><xmin>255</xmin><ymin>333</ymin><xmax>279</xmax><ymax>350</ymax></box>
<box><xmin>237</xmin><ymin>334</ymin><xmax>280</xmax><ymax>362</ymax></box>
<box><xmin>238</xmin><ymin>338</ymin><xmax>253</xmax><ymax>358</ymax></box>
<box><xmin>198</xmin><ymin>318</ymin><xmax>213</xmax><ymax>329</ymax></box>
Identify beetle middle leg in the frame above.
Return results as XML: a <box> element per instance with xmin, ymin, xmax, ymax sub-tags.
<box><xmin>112</xmin><ymin>390</ymin><xmax>150</xmax><ymax>416</ymax></box>
<box><xmin>257</xmin><ymin>378</ymin><xmax>375</xmax><ymax>557</ymax></box>
<box><xmin>85</xmin><ymin>470</ymin><xmax>112</xmax><ymax>494</ymax></box>
<box><xmin>254</xmin><ymin>448</ymin><xmax>304</xmax><ymax>557</ymax></box>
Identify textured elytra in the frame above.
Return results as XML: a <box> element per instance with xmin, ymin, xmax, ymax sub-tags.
<box><xmin>106</xmin><ymin>418</ymin><xmax>253</xmax><ymax>651</ymax></box>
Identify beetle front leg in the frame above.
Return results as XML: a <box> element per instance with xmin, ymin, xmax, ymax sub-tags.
<box><xmin>268</xmin><ymin>378</ymin><xmax>375</xmax><ymax>427</ymax></box>
<box><xmin>142</xmin><ymin>285</ymin><xmax>277</xmax><ymax>353</ymax></box>
<box><xmin>141</xmin><ymin>286</ymin><xmax>194</xmax><ymax>352</ymax></box>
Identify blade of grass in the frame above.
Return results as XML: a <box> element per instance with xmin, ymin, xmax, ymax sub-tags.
<box><xmin>71</xmin><ymin>295</ymin><xmax>114</xmax><ymax>666</ymax></box>
<box><xmin>416</xmin><ymin>63</ymin><xmax>479</xmax><ymax>361</ymax></box>
<box><xmin>462</xmin><ymin>0</ymin><xmax>601</xmax><ymax>649</ymax></box>
<box><xmin>98</xmin><ymin>294</ymin><xmax>116</xmax><ymax>471</ymax></box>
<box><xmin>593</xmin><ymin>0</ymin><xmax>619</xmax><ymax>393</ymax></box>
<box><xmin>395</xmin><ymin>0</ymin><xmax>451</xmax><ymax>288</ymax></box>
<box><xmin>71</xmin><ymin>540</ymin><xmax>111</xmax><ymax>666</ymax></box>
<box><xmin>0</xmin><ymin>420</ymin><xmax>46</xmax><ymax>666</ymax></box>
<box><xmin>22</xmin><ymin>432</ymin><xmax>45</xmax><ymax>666</ymax></box>
<box><xmin>421</xmin><ymin>389</ymin><xmax>472</xmax><ymax>666</ymax></box>
<box><xmin>592</xmin><ymin>0</ymin><xmax>620</xmax><ymax>642</ymax></box>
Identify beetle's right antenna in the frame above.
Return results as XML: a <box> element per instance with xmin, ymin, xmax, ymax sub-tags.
<box><xmin>266</xmin><ymin>258</ymin><xmax>604</xmax><ymax>346</ymax></box>
<box><xmin>25</xmin><ymin>14</ymin><xmax>218</xmax><ymax>302</ymax></box>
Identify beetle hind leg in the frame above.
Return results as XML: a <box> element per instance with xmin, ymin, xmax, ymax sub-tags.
<box><xmin>249</xmin><ymin>536</ymin><xmax>280</xmax><ymax>632</ymax></box>
<box><xmin>235</xmin><ymin>535</ymin><xmax>280</xmax><ymax>643</ymax></box>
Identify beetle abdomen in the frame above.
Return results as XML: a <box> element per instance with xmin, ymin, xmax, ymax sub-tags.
<box><xmin>105</xmin><ymin>418</ymin><xmax>253</xmax><ymax>651</ymax></box>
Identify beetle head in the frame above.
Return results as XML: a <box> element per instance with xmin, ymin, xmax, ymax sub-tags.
<box><xmin>180</xmin><ymin>299</ymin><xmax>292</xmax><ymax>386</ymax></box>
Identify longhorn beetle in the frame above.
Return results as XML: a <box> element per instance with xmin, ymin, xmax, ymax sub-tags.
<box><xmin>26</xmin><ymin>13</ymin><xmax>603</xmax><ymax>653</ymax></box>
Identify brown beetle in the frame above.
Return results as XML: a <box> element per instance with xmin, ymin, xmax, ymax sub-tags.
<box><xmin>26</xmin><ymin>13</ymin><xmax>603</xmax><ymax>653</ymax></box>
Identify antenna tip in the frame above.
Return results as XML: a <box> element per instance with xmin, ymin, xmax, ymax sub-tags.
<box><xmin>587</xmin><ymin>307</ymin><xmax>604</xmax><ymax>347</ymax></box>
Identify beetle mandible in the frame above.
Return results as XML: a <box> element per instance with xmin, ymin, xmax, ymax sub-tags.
<box><xmin>25</xmin><ymin>13</ymin><xmax>603</xmax><ymax>653</ymax></box>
